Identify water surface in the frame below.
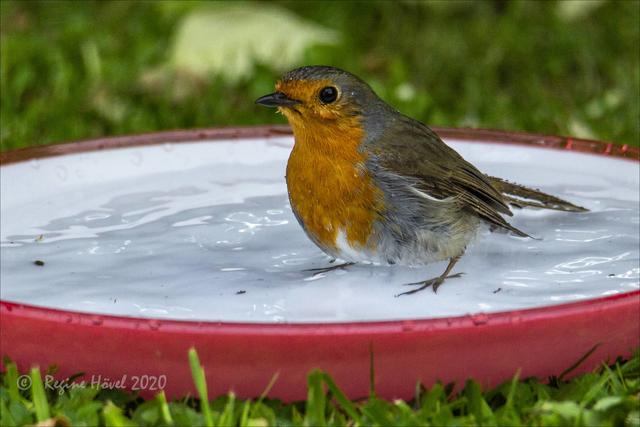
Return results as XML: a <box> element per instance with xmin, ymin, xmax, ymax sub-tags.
<box><xmin>1</xmin><ymin>137</ymin><xmax>638</xmax><ymax>322</ymax></box>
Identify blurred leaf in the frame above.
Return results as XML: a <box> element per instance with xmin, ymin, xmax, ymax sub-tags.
<box><xmin>557</xmin><ymin>0</ymin><xmax>606</xmax><ymax>21</ymax></box>
<box><xmin>32</xmin><ymin>416</ymin><xmax>71</xmax><ymax>427</ymax></box>
<box><xmin>568</xmin><ymin>117</ymin><xmax>598</xmax><ymax>140</ymax></box>
<box><xmin>593</xmin><ymin>395</ymin><xmax>624</xmax><ymax>411</ymax></box>
<box><xmin>169</xmin><ymin>4</ymin><xmax>339</xmax><ymax>81</ymax></box>
<box><xmin>536</xmin><ymin>400</ymin><xmax>582</xmax><ymax>421</ymax></box>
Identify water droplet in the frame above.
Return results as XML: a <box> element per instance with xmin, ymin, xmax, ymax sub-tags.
<box><xmin>65</xmin><ymin>314</ymin><xmax>73</xmax><ymax>323</ymax></box>
<box><xmin>163</xmin><ymin>143</ymin><xmax>174</xmax><ymax>152</ymax></box>
<box><xmin>55</xmin><ymin>165</ymin><xmax>68</xmax><ymax>181</ymax></box>
<box><xmin>470</xmin><ymin>313</ymin><xmax>489</xmax><ymax>326</ymax></box>
<box><xmin>90</xmin><ymin>316</ymin><xmax>103</xmax><ymax>326</ymax></box>
<box><xmin>30</xmin><ymin>159</ymin><xmax>40</xmax><ymax>169</ymax></box>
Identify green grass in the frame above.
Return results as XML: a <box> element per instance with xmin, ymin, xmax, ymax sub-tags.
<box><xmin>1</xmin><ymin>1</ymin><xmax>638</xmax><ymax>151</ymax></box>
<box><xmin>1</xmin><ymin>348</ymin><xmax>639</xmax><ymax>426</ymax></box>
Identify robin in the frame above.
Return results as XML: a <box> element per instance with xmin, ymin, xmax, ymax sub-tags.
<box><xmin>256</xmin><ymin>66</ymin><xmax>587</xmax><ymax>295</ymax></box>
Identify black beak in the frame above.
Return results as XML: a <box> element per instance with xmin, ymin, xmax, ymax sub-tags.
<box><xmin>255</xmin><ymin>92</ymin><xmax>300</xmax><ymax>107</ymax></box>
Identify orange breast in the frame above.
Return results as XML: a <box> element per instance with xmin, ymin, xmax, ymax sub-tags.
<box><xmin>285</xmin><ymin>117</ymin><xmax>385</xmax><ymax>252</ymax></box>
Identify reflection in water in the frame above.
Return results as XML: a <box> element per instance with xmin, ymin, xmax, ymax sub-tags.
<box><xmin>553</xmin><ymin>253</ymin><xmax>630</xmax><ymax>270</ymax></box>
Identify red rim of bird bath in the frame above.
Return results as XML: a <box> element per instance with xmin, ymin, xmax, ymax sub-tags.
<box><xmin>1</xmin><ymin>125</ymin><xmax>639</xmax><ymax>401</ymax></box>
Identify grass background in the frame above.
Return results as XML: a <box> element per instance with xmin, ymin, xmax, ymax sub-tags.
<box><xmin>1</xmin><ymin>0</ymin><xmax>639</xmax><ymax>151</ymax></box>
<box><xmin>1</xmin><ymin>1</ymin><xmax>639</xmax><ymax>426</ymax></box>
<box><xmin>2</xmin><ymin>349</ymin><xmax>639</xmax><ymax>427</ymax></box>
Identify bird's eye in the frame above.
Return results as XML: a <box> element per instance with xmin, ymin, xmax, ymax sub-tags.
<box><xmin>319</xmin><ymin>86</ymin><xmax>338</xmax><ymax>104</ymax></box>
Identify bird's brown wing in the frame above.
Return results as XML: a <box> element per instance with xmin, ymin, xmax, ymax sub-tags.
<box><xmin>369</xmin><ymin>115</ymin><xmax>530</xmax><ymax>237</ymax></box>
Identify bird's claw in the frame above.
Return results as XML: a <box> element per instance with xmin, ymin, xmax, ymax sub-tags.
<box><xmin>401</xmin><ymin>272</ymin><xmax>464</xmax><ymax>286</ymax></box>
<box><xmin>395</xmin><ymin>272</ymin><xmax>464</xmax><ymax>297</ymax></box>
<box><xmin>304</xmin><ymin>262</ymin><xmax>354</xmax><ymax>276</ymax></box>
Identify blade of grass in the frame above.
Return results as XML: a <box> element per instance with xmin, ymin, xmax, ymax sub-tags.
<box><xmin>505</xmin><ymin>369</ymin><xmax>521</xmax><ymax>409</ymax></box>
<box><xmin>559</xmin><ymin>343</ymin><xmax>601</xmax><ymax>382</ymax></box>
<box><xmin>602</xmin><ymin>363</ymin><xmax>624</xmax><ymax>393</ymax></box>
<box><xmin>0</xmin><ymin>398</ymin><xmax>18</xmax><ymax>427</ymax></box>
<box><xmin>496</xmin><ymin>370</ymin><xmax>522</xmax><ymax>426</ymax></box>
<box><xmin>580</xmin><ymin>366</ymin><xmax>612</xmax><ymax>406</ymax></box>
<box><xmin>304</xmin><ymin>369</ymin><xmax>326</xmax><ymax>427</ymax></box>
<box><xmin>156</xmin><ymin>390</ymin><xmax>174</xmax><ymax>426</ymax></box>
<box><xmin>393</xmin><ymin>398</ymin><xmax>422</xmax><ymax>425</ymax></box>
<box><xmin>189</xmin><ymin>347</ymin><xmax>213</xmax><ymax>427</ymax></box>
<box><xmin>464</xmin><ymin>379</ymin><xmax>496</xmax><ymax>425</ymax></box>
<box><xmin>217</xmin><ymin>392</ymin><xmax>235</xmax><ymax>427</ymax></box>
<box><xmin>360</xmin><ymin>397</ymin><xmax>395</xmax><ymax>426</ymax></box>
<box><xmin>249</xmin><ymin>371</ymin><xmax>279</xmax><ymax>419</ymax></box>
<box><xmin>320</xmin><ymin>372</ymin><xmax>362</xmax><ymax>424</ymax></box>
<box><xmin>414</xmin><ymin>381</ymin><xmax>423</xmax><ymax>410</ymax></box>
<box><xmin>4</xmin><ymin>362</ymin><xmax>21</xmax><ymax>403</ymax></box>
<box><xmin>614</xmin><ymin>362</ymin><xmax>628</xmax><ymax>393</ymax></box>
<box><xmin>29</xmin><ymin>366</ymin><xmax>50</xmax><ymax>422</ymax></box>
<box><xmin>103</xmin><ymin>401</ymin><xmax>136</xmax><ymax>427</ymax></box>
<box><xmin>239</xmin><ymin>400</ymin><xmax>251</xmax><ymax>427</ymax></box>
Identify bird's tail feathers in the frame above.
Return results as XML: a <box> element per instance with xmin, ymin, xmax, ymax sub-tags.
<box><xmin>488</xmin><ymin>176</ymin><xmax>588</xmax><ymax>213</ymax></box>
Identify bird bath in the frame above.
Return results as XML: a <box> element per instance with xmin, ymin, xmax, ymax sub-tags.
<box><xmin>1</xmin><ymin>125</ymin><xmax>638</xmax><ymax>400</ymax></box>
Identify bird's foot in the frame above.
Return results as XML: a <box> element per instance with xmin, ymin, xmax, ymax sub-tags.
<box><xmin>305</xmin><ymin>262</ymin><xmax>355</xmax><ymax>276</ymax></box>
<box><xmin>395</xmin><ymin>272</ymin><xmax>464</xmax><ymax>297</ymax></box>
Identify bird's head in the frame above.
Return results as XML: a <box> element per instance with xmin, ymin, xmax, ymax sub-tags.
<box><xmin>256</xmin><ymin>66</ymin><xmax>383</xmax><ymax>137</ymax></box>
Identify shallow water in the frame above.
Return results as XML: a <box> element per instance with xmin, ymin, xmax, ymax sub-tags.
<box><xmin>1</xmin><ymin>137</ymin><xmax>638</xmax><ymax>322</ymax></box>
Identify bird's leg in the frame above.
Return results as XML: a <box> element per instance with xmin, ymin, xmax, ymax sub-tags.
<box><xmin>305</xmin><ymin>262</ymin><xmax>355</xmax><ymax>276</ymax></box>
<box><xmin>395</xmin><ymin>256</ymin><xmax>463</xmax><ymax>297</ymax></box>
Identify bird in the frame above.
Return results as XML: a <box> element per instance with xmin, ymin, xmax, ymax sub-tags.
<box><xmin>255</xmin><ymin>66</ymin><xmax>587</xmax><ymax>295</ymax></box>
